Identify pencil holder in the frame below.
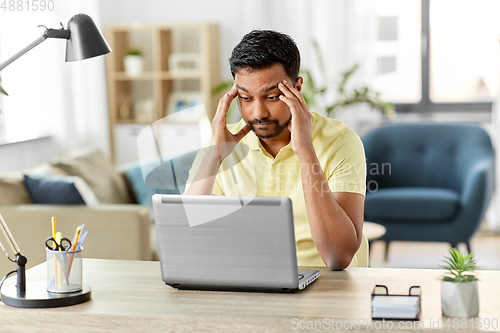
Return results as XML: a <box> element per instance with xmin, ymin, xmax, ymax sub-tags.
<box><xmin>46</xmin><ymin>247</ymin><xmax>83</xmax><ymax>293</ymax></box>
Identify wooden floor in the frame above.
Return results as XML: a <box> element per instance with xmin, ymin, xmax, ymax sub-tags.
<box><xmin>369</xmin><ymin>229</ymin><xmax>500</xmax><ymax>270</ymax></box>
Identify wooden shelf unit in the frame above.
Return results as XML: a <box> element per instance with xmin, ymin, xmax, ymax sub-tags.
<box><xmin>105</xmin><ymin>23</ymin><xmax>221</xmax><ymax>163</ymax></box>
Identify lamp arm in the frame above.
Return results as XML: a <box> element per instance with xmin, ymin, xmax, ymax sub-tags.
<box><xmin>0</xmin><ymin>213</ymin><xmax>20</xmax><ymax>256</ymax></box>
<box><xmin>0</xmin><ymin>35</ymin><xmax>47</xmax><ymax>72</ymax></box>
<box><xmin>0</xmin><ymin>214</ymin><xmax>26</xmax><ymax>295</ymax></box>
<box><xmin>0</xmin><ymin>27</ymin><xmax>70</xmax><ymax>72</ymax></box>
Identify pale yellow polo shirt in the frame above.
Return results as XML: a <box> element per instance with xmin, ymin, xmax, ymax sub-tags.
<box><xmin>185</xmin><ymin>112</ymin><xmax>366</xmax><ymax>267</ymax></box>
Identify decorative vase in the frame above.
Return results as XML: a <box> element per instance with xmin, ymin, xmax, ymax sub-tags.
<box><xmin>441</xmin><ymin>280</ymin><xmax>479</xmax><ymax>317</ymax></box>
<box><xmin>124</xmin><ymin>55</ymin><xmax>143</xmax><ymax>77</ymax></box>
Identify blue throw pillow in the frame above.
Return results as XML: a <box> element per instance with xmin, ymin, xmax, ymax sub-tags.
<box><xmin>23</xmin><ymin>175</ymin><xmax>99</xmax><ymax>205</ymax></box>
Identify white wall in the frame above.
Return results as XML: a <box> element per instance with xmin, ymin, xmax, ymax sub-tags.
<box><xmin>98</xmin><ymin>0</ymin><xmax>347</xmax><ymax>84</ymax></box>
<box><xmin>0</xmin><ymin>137</ymin><xmax>58</xmax><ymax>172</ymax></box>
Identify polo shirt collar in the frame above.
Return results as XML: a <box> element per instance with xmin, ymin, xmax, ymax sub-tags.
<box><xmin>245</xmin><ymin>130</ymin><xmax>262</xmax><ymax>151</ymax></box>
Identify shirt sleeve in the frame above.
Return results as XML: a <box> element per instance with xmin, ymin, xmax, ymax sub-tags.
<box><xmin>183</xmin><ymin>146</ymin><xmax>224</xmax><ymax>196</ymax></box>
<box><xmin>326</xmin><ymin>130</ymin><xmax>367</xmax><ymax>196</ymax></box>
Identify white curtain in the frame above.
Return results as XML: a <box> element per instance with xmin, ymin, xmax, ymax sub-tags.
<box><xmin>58</xmin><ymin>0</ymin><xmax>110</xmax><ymax>155</ymax></box>
<box><xmin>487</xmin><ymin>99</ymin><xmax>500</xmax><ymax>231</ymax></box>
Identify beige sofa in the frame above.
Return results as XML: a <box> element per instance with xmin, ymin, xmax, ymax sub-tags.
<box><xmin>0</xmin><ymin>148</ymin><xmax>151</xmax><ymax>276</ymax></box>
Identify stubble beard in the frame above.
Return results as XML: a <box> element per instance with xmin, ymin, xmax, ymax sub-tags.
<box><xmin>247</xmin><ymin>115</ymin><xmax>292</xmax><ymax>139</ymax></box>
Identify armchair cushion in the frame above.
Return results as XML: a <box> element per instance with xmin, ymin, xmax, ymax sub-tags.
<box><xmin>365</xmin><ymin>187</ymin><xmax>460</xmax><ymax>222</ymax></box>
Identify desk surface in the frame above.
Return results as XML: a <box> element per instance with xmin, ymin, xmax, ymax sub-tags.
<box><xmin>1</xmin><ymin>259</ymin><xmax>499</xmax><ymax>332</ymax></box>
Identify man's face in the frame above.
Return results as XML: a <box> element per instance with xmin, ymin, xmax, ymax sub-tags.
<box><xmin>234</xmin><ymin>64</ymin><xmax>301</xmax><ymax>140</ymax></box>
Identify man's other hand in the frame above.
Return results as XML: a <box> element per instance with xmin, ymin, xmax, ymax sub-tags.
<box><xmin>212</xmin><ymin>86</ymin><xmax>251</xmax><ymax>162</ymax></box>
<box><xmin>278</xmin><ymin>79</ymin><xmax>314</xmax><ymax>157</ymax></box>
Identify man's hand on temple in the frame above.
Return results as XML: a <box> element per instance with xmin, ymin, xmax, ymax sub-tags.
<box><xmin>277</xmin><ymin>79</ymin><xmax>314</xmax><ymax>158</ymax></box>
<box><xmin>184</xmin><ymin>86</ymin><xmax>249</xmax><ymax>195</ymax></box>
<box><xmin>212</xmin><ymin>86</ymin><xmax>250</xmax><ymax>162</ymax></box>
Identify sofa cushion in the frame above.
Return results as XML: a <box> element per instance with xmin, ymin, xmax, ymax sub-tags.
<box><xmin>0</xmin><ymin>172</ymin><xmax>32</xmax><ymax>205</ymax></box>
<box><xmin>124</xmin><ymin>162</ymin><xmax>178</xmax><ymax>212</ymax></box>
<box><xmin>365</xmin><ymin>187</ymin><xmax>460</xmax><ymax>222</ymax></box>
<box><xmin>123</xmin><ymin>150</ymin><xmax>198</xmax><ymax>212</ymax></box>
<box><xmin>23</xmin><ymin>174</ymin><xmax>99</xmax><ymax>205</ymax></box>
<box><xmin>51</xmin><ymin>147</ymin><xmax>133</xmax><ymax>204</ymax></box>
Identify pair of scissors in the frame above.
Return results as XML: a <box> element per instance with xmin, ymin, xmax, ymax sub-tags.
<box><xmin>45</xmin><ymin>236</ymin><xmax>72</xmax><ymax>251</ymax></box>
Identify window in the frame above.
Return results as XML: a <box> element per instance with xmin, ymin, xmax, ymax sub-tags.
<box><xmin>356</xmin><ymin>0</ymin><xmax>500</xmax><ymax>113</ymax></box>
<box><xmin>370</xmin><ymin>0</ymin><xmax>422</xmax><ymax>104</ymax></box>
<box><xmin>429</xmin><ymin>0</ymin><xmax>499</xmax><ymax>104</ymax></box>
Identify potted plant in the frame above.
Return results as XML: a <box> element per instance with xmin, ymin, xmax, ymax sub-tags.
<box><xmin>300</xmin><ymin>41</ymin><xmax>394</xmax><ymax>120</ymax></box>
<box><xmin>440</xmin><ymin>248</ymin><xmax>479</xmax><ymax>317</ymax></box>
<box><xmin>124</xmin><ymin>48</ymin><xmax>144</xmax><ymax>77</ymax></box>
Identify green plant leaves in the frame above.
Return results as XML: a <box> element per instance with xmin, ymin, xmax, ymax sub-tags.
<box><xmin>127</xmin><ymin>48</ymin><xmax>142</xmax><ymax>56</ymax></box>
<box><xmin>440</xmin><ymin>247</ymin><xmax>477</xmax><ymax>282</ymax></box>
<box><xmin>300</xmin><ymin>69</ymin><xmax>326</xmax><ymax>109</ymax></box>
<box><xmin>300</xmin><ymin>44</ymin><xmax>395</xmax><ymax>119</ymax></box>
<box><xmin>211</xmin><ymin>81</ymin><xmax>234</xmax><ymax>95</ymax></box>
<box><xmin>0</xmin><ymin>77</ymin><xmax>7</xmax><ymax>96</ymax></box>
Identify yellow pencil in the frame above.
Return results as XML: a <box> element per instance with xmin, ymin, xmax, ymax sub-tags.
<box><xmin>51</xmin><ymin>217</ymin><xmax>59</xmax><ymax>288</ymax></box>
<box><xmin>55</xmin><ymin>232</ymin><xmax>62</xmax><ymax>251</ymax></box>
<box><xmin>51</xmin><ymin>217</ymin><xmax>57</xmax><ymax>248</ymax></box>
<box><xmin>55</xmin><ymin>231</ymin><xmax>63</xmax><ymax>288</ymax></box>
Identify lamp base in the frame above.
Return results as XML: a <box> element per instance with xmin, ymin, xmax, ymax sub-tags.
<box><xmin>1</xmin><ymin>281</ymin><xmax>91</xmax><ymax>308</ymax></box>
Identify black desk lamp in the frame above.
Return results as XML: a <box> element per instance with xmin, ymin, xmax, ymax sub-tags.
<box><xmin>0</xmin><ymin>13</ymin><xmax>111</xmax><ymax>71</ymax></box>
<box><xmin>0</xmin><ymin>13</ymin><xmax>110</xmax><ymax>308</ymax></box>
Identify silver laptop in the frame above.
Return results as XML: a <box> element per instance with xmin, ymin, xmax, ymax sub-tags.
<box><xmin>153</xmin><ymin>194</ymin><xmax>320</xmax><ymax>292</ymax></box>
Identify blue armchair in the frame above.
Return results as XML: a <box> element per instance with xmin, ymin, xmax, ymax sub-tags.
<box><xmin>362</xmin><ymin>124</ymin><xmax>494</xmax><ymax>256</ymax></box>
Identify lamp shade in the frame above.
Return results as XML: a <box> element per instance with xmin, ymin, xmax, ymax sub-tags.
<box><xmin>65</xmin><ymin>14</ymin><xmax>111</xmax><ymax>62</ymax></box>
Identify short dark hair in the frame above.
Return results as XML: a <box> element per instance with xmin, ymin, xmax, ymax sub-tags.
<box><xmin>229</xmin><ymin>30</ymin><xmax>301</xmax><ymax>82</ymax></box>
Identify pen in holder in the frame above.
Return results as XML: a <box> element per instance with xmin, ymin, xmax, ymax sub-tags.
<box><xmin>46</xmin><ymin>247</ymin><xmax>83</xmax><ymax>293</ymax></box>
